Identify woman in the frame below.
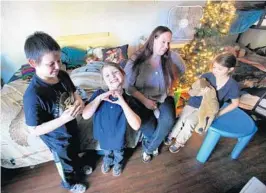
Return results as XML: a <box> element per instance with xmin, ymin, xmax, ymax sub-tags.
<box><xmin>124</xmin><ymin>26</ymin><xmax>185</xmax><ymax>163</ymax></box>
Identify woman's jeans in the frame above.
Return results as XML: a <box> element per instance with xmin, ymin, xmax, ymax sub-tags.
<box><xmin>129</xmin><ymin>96</ymin><xmax>176</xmax><ymax>154</ymax></box>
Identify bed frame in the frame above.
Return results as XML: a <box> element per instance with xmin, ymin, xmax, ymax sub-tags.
<box><xmin>56</xmin><ymin>32</ymin><xmax>120</xmax><ymax>49</ymax></box>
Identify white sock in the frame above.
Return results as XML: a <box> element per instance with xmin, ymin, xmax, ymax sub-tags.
<box><xmin>153</xmin><ymin>108</ymin><xmax>160</xmax><ymax>119</ymax></box>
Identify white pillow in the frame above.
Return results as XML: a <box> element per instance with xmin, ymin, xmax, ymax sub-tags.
<box><xmin>87</xmin><ymin>47</ymin><xmax>104</xmax><ymax>60</ymax></box>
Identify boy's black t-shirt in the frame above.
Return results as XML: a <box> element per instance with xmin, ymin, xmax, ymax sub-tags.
<box><xmin>23</xmin><ymin>70</ymin><xmax>77</xmax><ymax>150</ymax></box>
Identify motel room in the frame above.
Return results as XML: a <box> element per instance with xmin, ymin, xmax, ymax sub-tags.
<box><xmin>1</xmin><ymin>1</ymin><xmax>266</xmax><ymax>193</ymax></box>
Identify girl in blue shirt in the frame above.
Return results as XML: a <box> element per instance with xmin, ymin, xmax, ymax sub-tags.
<box><xmin>82</xmin><ymin>62</ymin><xmax>141</xmax><ymax>177</ymax></box>
<box><xmin>165</xmin><ymin>52</ymin><xmax>240</xmax><ymax>153</ymax></box>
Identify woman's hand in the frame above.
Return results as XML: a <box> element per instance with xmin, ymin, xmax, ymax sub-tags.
<box><xmin>143</xmin><ymin>98</ymin><xmax>157</xmax><ymax>110</ymax></box>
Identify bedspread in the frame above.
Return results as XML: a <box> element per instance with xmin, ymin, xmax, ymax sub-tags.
<box><xmin>1</xmin><ymin>79</ymin><xmax>53</xmax><ymax>168</ymax></box>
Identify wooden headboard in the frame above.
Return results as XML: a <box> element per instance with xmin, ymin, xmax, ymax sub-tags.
<box><xmin>56</xmin><ymin>32</ymin><xmax>186</xmax><ymax>56</ymax></box>
<box><xmin>56</xmin><ymin>32</ymin><xmax>120</xmax><ymax>49</ymax></box>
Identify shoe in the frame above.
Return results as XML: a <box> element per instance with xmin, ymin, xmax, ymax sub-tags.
<box><xmin>112</xmin><ymin>165</ymin><xmax>122</xmax><ymax>177</ymax></box>
<box><xmin>195</xmin><ymin>127</ymin><xmax>204</xmax><ymax>135</ymax></box>
<box><xmin>101</xmin><ymin>163</ymin><xmax>111</xmax><ymax>174</ymax></box>
<box><xmin>169</xmin><ymin>143</ymin><xmax>183</xmax><ymax>154</ymax></box>
<box><xmin>141</xmin><ymin>152</ymin><xmax>152</xmax><ymax>163</ymax></box>
<box><xmin>164</xmin><ymin>137</ymin><xmax>174</xmax><ymax>146</ymax></box>
<box><xmin>82</xmin><ymin>165</ymin><xmax>93</xmax><ymax>175</ymax></box>
<box><xmin>152</xmin><ymin>148</ymin><xmax>159</xmax><ymax>156</ymax></box>
<box><xmin>70</xmin><ymin>183</ymin><xmax>86</xmax><ymax>193</ymax></box>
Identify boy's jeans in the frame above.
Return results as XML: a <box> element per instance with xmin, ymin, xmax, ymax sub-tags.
<box><xmin>51</xmin><ymin>145</ymin><xmax>82</xmax><ymax>190</ymax></box>
<box><xmin>129</xmin><ymin>96</ymin><xmax>176</xmax><ymax>155</ymax></box>
<box><xmin>103</xmin><ymin>149</ymin><xmax>124</xmax><ymax>169</ymax></box>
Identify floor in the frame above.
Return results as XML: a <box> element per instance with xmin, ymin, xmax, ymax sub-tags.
<box><xmin>2</xmin><ymin>120</ymin><xmax>266</xmax><ymax>193</ymax></box>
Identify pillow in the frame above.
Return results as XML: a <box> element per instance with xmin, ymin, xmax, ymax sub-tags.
<box><xmin>85</xmin><ymin>54</ymin><xmax>100</xmax><ymax>64</ymax></box>
<box><xmin>233</xmin><ymin>61</ymin><xmax>265</xmax><ymax>84</ymax></box>
<box><xmin>61</xmin><ymin>47</ymin><xmax>87</xmax><ymax>69</ymax></box>
<box><xmin>87</xmin><ymin>47</ymin><xmax>104</xmax><ymax>60</ymax></box>
<box><xmin>8</xmin><ymin>69</ymin><xmax>22</xmax><ymax>83</ymax></box>
<box><xmin>102</xmin><ymin>44</ymin><xmax>128</xmax><ymax>68</ymax></box>
<box><xmin>21</xmin><ymin>64</ymin><xmax>35</xmax><ymax>80</ymax></box>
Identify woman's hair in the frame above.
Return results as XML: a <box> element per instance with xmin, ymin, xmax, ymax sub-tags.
<box><xmin>213</xmin><ymin>52</ymin><xmax>237</xmax><ymax>68</ymax></box>
<box><xmin>100</xmin><ymin>62</ymin><xmax>125</xmax><ymax>76</ymax></box>
<box><xmin>132</xmin><ymin>26</ymin><xmax>175</xmax><ymax>88</ymax></box>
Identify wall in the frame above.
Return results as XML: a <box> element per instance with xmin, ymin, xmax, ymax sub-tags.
<box><xmin>1</xmin><ymin>1</ymin><xmax>205</xmax><ymax>83</ymax></box>
<box><xmin>239</xmin><ymin>28</ymin><xmax>266</xmax><ymax>49</ymax></box>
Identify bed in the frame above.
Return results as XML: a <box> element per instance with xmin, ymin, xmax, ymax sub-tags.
<box><xmin>1</xmin><ymin>32</ymin><xmax>141</xmax><ymax>169</ymax></box>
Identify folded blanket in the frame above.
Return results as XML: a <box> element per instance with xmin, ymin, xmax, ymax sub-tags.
<box><xmin>238</xmin><ymin>54</ymin><xmax>266</xmax><ymax>72</ymax></box>
<box><xmin>71</xmin><ymin>61</ymin><xmax>105</xmax><ymax>74</ymax></box>
<box><xmin>70</xmin><ymin>62</ymin><xmax>108</xmax><ymax>90</ymax></box>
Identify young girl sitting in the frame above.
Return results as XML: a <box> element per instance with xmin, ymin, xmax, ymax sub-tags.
<box><xmin>82</xmin><ymin>62</ymin><xmax>141</xmax><ymax>176</ymax></box>
<box><xmin>165</xmin><ymin>52</ymin><xmax>240</xmax><ymax>153</ymax></box>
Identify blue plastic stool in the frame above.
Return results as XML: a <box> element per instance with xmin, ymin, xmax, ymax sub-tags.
<box><xmin>196</xmin><ymin>104</ymin><xmax>258</xmax><ymax>163</ymax></box>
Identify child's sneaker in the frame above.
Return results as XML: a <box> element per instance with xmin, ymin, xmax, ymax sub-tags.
<box><xmin>101</xmin><ymin>163</ymin><xmax>111</xmax><ymax>174</ymax></box>
<box><xmin>70</xmin><ymin>183</ymin><xmax>87</xmax><ymax>193</ymax></box>
<box><xmin>152</xmin><ymin>148</ymin><xmax>159</xmax><ymax>156</ymax></box>
<box><xmin>164</xmin><ymin>137</ymin><xmax>174</xmax><ymax>146</ymax></box>
<box><xmin>169</xmin><ymin>143</ymin><xmax>183</xmax><ymax>154</ymax></box>
<box><xmin>112</xmin><ymin>165</ymin><xmax>122</xmax><ymax>177</ymax></box>
<box><xmin>141</xmin><ymin>152</ymin><xmax>152</xmax><ymax>163</ymax></box>
<box><xmin>82</xmin><ymin>165</ymin><xmax>93</xmax><ymax>175</ymax></box>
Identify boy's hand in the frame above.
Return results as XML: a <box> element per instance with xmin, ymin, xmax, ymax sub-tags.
<box><xmin>26</xmin><ymin>127</ymin><xmax>38</xmax><ymax>137</ymax></box>
<box><xmin>73</xmin><ymin>98</ymin><xmax>84</xmax><ymax>114</ymax></box>
<box><xmin>60</xmin><ymin>105</ymin><xmax>81</xmax><ymax>122</ymax></box>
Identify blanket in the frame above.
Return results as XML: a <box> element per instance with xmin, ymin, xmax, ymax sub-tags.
<box><xmin>1</xmin><ymin>79</ymin><xmax>53</xmax><ymax>168</ymax></box>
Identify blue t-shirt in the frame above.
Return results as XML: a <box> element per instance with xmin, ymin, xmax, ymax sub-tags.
<box><xmin>88</xmin><ymin>89</ymin><xmax>129</xmax><ymax>150</ymax></box>
<box><xmin>188</xmin><ymin>72</ymin><xmax>240</xmax><ymax>108</ymax></box>
<box><xmin>23</xmin><ymin>70</ymin><xmax>77</xmax><ymax>150</ymax></box>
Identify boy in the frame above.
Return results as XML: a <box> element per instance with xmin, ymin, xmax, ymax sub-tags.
<box><xmin>23</xmin><ymin>32</ymin><xmax>92</xmax><ymax>193</ymax></box>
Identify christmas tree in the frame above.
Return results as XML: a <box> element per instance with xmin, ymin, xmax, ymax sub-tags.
<box><xmin>173</xmin><ymin>0</ymin><xmax>236</xmax><ymax>91</ymax></box>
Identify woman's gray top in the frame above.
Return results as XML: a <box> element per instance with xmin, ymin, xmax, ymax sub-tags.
<box><xmin>124</xmin><ymin>51</ymin><xmax>185</xmax><ymax>103</ymax></box>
